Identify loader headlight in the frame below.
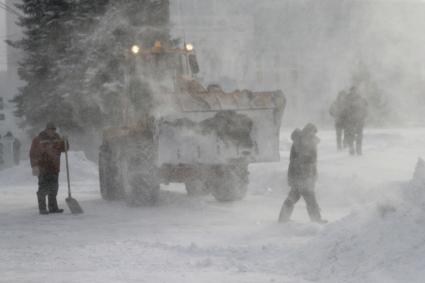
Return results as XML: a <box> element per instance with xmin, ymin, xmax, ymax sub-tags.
<box><xmin>185</xmin><ymin>43</ymin><xmax>194</xmax><ymax>51</ymax></box>
<box><xmin>131</xmin><ymin>45</ymin><xmax>140</xmax><ymax>54</ymax></box>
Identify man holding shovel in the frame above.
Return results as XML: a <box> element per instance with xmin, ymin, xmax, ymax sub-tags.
<box><xmin>30</xmin><ymin>122</ymin><xmax>68</xmax><ymax>215</ymax></box>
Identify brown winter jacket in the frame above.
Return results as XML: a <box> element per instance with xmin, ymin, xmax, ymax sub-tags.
<box><xmin>30</xmin><ymin>131</ymin><xmax>67</xmax><ymax>174</ymax></box>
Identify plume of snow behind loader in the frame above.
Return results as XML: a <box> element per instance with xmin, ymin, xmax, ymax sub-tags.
<box><xmin>98</xmin><ymin>41</ymin><xmax>286</xmax><ymax>205</ymax></box>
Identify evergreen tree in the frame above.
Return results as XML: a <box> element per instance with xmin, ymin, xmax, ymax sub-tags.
<box><xmin>9</xmin><ymin>0</ymin><xmax>110</xmax><ymax>132</ymax></box>
<box><xmin>9</xmin><ymin>0</ymin><xmax>172</xmax><ymax>158</ymax></box>
<box><xmin>9</xmin><ymin>0</ymin><xmax>74</xmax><ymax>130</ymax></box>
<box><xmin>55</xmin><ymin>0</ymin><xmax>110</xmax><ymax>130</ymax></box>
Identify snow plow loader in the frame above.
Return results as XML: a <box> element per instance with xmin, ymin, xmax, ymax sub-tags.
<box><xmin>98</xmin><ymin>42</ymin><xmax>286</xmax><ymax>205</ymax></box>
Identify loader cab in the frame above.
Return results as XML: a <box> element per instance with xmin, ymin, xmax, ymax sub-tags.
<box><xmin>177</xmin><ymin>44</ymin><xmax>199</xmax><ymax>79</ymax></box>
<box><xmin>129</xmin><ymin>41</ymin><xmax>200</xmax><ymax>81</ymax></box>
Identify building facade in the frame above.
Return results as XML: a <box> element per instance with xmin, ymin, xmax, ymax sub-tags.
<box><xmin>0</xmin><ymin>0</ymin><xmax>22</xmax><ymax>135</ymax></box>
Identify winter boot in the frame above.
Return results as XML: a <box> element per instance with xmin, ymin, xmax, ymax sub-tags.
<box><xmin>309</xmin><ymin>212</ymin><xmax>328</xmax><ymax>224</ymax></box>
<box><xmin>48</xmin><ymin>195</ymin><xmax>64</xmax><ymax>213</ymax></box>
<box><xmin>37</xmin><ymin>192</ymin><xmax>49</xmax><ymax>215</ymax></box>
<box><xmin>313</xmin><ymin>218</ymin><xmax>328</xmax><ymax>224</ymax></box>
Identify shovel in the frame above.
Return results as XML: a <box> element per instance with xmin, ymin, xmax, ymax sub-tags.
<box><xmin>64</xmin><ymin>139</ymin><xmax>84</xmax><ymax>214</ymax></box>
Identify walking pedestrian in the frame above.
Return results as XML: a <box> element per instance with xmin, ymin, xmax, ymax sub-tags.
<box><xmin>330</xmin><ymin>91</ymin><xmax>348</xmax><ymax>151</ymax></box>
<box><xmin>279</xmin><ymin>123</ymin><xmax>327</xmax><ymax>223</ymax></box>
<box><xmin>342</xmin><ymin>87</ymin><xmax>368</xmax><ymax>155</ymax></box>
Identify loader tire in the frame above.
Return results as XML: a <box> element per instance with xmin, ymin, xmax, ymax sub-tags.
<box><xmin>99</xmin><ymin>144</ymin><xmax>123</xmax><ymax>200</ymax></box>
<box><xmin>210</xmin><ymin>163</ymin><xmax>249</xmax><ymax>202</ymax></box>
<box><xmin>123</xmin><ymin>129</ymin><xmax>160</xmax><ymax>206</ymax></box>
<box><xmin>125</xmin><ymin>171</ymin><xmax>159</xmax><ymax>206</ymax></box>
<box><xmin>185</xmin><ymin>179</ymin><xmax>209</xmax><ymax>196</ymax></box>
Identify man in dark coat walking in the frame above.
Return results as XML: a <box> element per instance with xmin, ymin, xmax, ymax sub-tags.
<box><xmin>30</xmin><ymin>122</ymin><xmax>67</xmax><ymax>215</ymax></box>
<box><xmin>330</xmin><ymin>90</ymin><xmax>348</xmax><ymax>151</ymax></box>
<box><xmin>342</xmin><ymin>87</ymin><xmax>368</xmax><ymax>155</ymax></box>
<box><xmin>279</xmin><ymin>123</ymin><xmax>326</xmax><ymax>223</ymax></box>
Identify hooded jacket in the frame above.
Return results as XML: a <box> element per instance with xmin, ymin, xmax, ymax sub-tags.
<box><xmin>287</xmin><ymin>126</ymin><xmax>319</xmax><ymax>188</ymax></box>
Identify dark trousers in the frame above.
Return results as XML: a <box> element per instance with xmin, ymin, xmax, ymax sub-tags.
<box><xmin>345</xmin><ymin>124</ymin><xmax>363</xmax><ymax>155</ymax></box>
<box><xmin>335</xmin><ymin>120</ymin><xmax>347</xmax><ymax>151</ymax></box>
<box><xmin>279</xmin><ymin>185</ymin><xmax>322</xmax><ymax>222</ymax></box>
<box><xmin>336</xmin><ymin>125</ymin><xmax>343</xmax><ymax>150</ymax></box>
<box><xmin>37</xmin><ymin>173</ymin><xmax>59</xmax><ymax>211</ymax></box>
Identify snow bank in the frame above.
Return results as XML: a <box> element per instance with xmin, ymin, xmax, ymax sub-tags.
<box><xmin>294</xmin><ymin>158</ymin><xmax>425</xmax><ymax>283</ymax></box>
<box><xmin>0</xmin><ymin>160</ymin><xmax>34</xmax><ymax>188</ymax></box>
<box><xmin>0</xmin><ymin>151</ymin><xmax>98</xmax><ymax>189</ymax></box>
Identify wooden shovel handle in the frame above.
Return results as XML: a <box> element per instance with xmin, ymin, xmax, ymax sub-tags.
<box><xmin>64</xmin><ymin>138</ymin><xmax>71</xmax><ymax>198</ymax></box>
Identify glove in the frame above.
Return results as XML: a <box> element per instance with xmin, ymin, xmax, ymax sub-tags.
<box><xmin>32</xmin><ymin>166</ymin><xmax>39</xmax><ymax>177</ymax></box>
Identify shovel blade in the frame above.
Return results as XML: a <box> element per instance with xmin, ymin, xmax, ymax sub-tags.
<box><xmin>66</xmin><ymin>197</ymin><xmax>84</xmax><ymax>214</ymax></box>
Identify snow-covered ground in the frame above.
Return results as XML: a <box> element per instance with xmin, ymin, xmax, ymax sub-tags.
<box><xmin>1</xmin><ymin>128</ymin><xmax>425</xmax><ymax>283</ymax></box>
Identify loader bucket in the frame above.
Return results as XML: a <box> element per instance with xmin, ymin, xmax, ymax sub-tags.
<box><xmin>158</xmin><ymin>81</ymin><xmax>286</xmax><ymax>166</ymax></box>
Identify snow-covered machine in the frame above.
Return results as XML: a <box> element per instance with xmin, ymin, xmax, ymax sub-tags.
<box><xmin>98</xmin><ymin>42</ymin><xmax>286</xmax><ymax>205</ymax></box>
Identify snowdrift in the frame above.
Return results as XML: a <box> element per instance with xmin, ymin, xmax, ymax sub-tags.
<box><xmin>294</xmin><ymin>158</ymin><xmax>425</xmax><ymax>283</ymax></box>
<box><xmin>0</xmin><ymin>151</ymin><xmax>98</xmax><ymax>190</ymax></box>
